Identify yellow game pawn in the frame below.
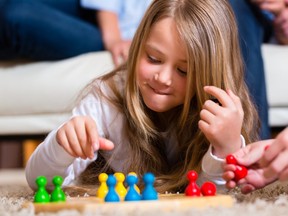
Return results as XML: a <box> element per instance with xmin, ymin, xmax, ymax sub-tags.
<box><xmin>128</xmin><ymin>172</ymin><xmax>141</xmax><ymax>194</ymax></box>
<box><xmin>114</xmin><ymin>172</ymin><xmax>127</xmax><ymax>200</ymax></box>
<box><xmin>97</xmin><ymin>173</ymin><xmax>108</xmax><ymax>199</ymax></box>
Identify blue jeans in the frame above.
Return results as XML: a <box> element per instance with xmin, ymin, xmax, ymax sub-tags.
<box><xmin>229</xmin><ymin>0</ymin><xmax>271</xmax><ymax>139</ymax></box>
<box><xmin>0</xmin><ymin>0</ymin><xmax>104</xmax><ymax>60</ymax></box>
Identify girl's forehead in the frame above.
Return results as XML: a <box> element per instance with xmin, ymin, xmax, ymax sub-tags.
<box><xmin>145</xmin><ymin>18</ymin><xmax>187</xmax><ymax>56</ymax></box>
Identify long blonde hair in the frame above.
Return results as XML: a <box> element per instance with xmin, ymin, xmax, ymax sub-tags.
<box><xmin>81</xmin><ymin>0</ymin><xmax>259</xmax><ymax>193</ymax></box>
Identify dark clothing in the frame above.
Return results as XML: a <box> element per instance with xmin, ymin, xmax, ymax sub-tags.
<box><xmin>229</xmin><ymin>0</ymin><xmax>272</xmax><ymax>139</ymax></box>
<box><xmin>0</xmin><ymin>0</ymin><xmax>104</xmax><ymax>60</ymax></box>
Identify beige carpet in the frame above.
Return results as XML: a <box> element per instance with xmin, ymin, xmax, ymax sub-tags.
<box><xmin>1</xmin><ymin>169</ymin><xmax>288</xmax><ymax>216</ymax></box>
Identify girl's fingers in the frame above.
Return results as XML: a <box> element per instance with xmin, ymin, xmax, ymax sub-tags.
<box><xmin>240</xmin><ymin>184</ymin><xmax>256</xmax><ymax>194</ymax></box>
<box><xmin>99</xmin><ymin>138</ymin><xmax>115</xmax><ymax>150</ymax></box>
<box><xmin>225</xmin><ymin>180</ymin><xmax>237</xmax><ymax>189</ymax></box>
<box><xmin>65</xmin><ymin>126</ymin><xmax>86</xmax><ymax>159</ymax></box>
<box><xmin>74</xmin><ymin>120</ymin><xmax>91</xmax><ymax>159</ymax></box>
<box><xmin>199</xmin><ymin>108</ymin><xmax>215</xmax><ymax>124</ymax></box>
<box><xmin>57</xmin><ymin>130</ymin><xmax>77</xmax><ymax>158</ymax></box>
<box><xmin>85</xmin><ymin>119</ymin><xmax>99</xmax><ymax>159</ymax></box>
<box><xmin>204</xmin><ymin>86</ymin><xmax>234</xmax><ymax>108</ymax></box>
<box><xmin>222</xmin><ymin>170</ymin><xmax>235</xmax><ymax>181</ymax></box>
<box><xmin>198</xmin><ymin>120</ymin><xmax>210</xmax><ymax>134</ymax></box>
<box><xmin>226</xmin><ymin>89</ymin><xmax>243</xmax><ymax>115</ymax></box>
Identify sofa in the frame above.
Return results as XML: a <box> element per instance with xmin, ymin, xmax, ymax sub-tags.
<box><xmin>0</xmin><ymin>45</ymin><xmax>287</xmax><ymax>137</ymax></box>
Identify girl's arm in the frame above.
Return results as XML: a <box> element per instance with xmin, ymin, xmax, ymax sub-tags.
<box><xmin>25</xmin><ymin>93</ymin><xmax>114</xmax><ymax>191</ymax></box>
<box><xmin>25</xmin><ymin>129</ymin><xmax>80</xmax><ymax>191</ymax></box>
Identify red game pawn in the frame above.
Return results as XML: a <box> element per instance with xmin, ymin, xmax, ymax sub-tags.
<box><xmin>185</xmin><ymin>170</ymin><xmax>201</xmax><ymax>196</ymax></box>
<box><xmin>226</xmin><ymin>154</ymin><xmax>247</xmax><ymax>182</ymax></box>
<box><xmin>201</xmin><ymin>182</ymin><xmax>216</xmax><ymax>196</ymax></box>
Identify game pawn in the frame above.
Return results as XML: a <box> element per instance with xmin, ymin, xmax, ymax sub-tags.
<box><xmin>97</xmin><ymin>173</ymin><xmax>108</xmax><ymax>199</ymax></box>
<box><xmin>34</xmin><ymin>176</ymin><xmax>50</xmax><ymax>203</ymax></box>
<box><xmin>50</xmin><ymin>176</ymin><xmax>66</xmax><ymax>202</ymax></box>
<box><xmin>185</xmin><ymin>170</ymin><xmax>201</xmax><ymax>196</ymax></box>
<box><xmin>105</xmin><ymin>175</ymin><xmax>120</xmax><ymax>202</ymax></box>
<box><xmin>125</xmin><ymin>174</ymin><xmax>141</xmax><ymax>201</ymax></box>
<box><xmin>226</xmin><ymin>154</ymin><xmax>247</xmax><ymax>181</ymax></box>
<box><xmin>201</xmin><ymin>182</ymin><xmax>216</xmax><ymax>196</ymax></box>
<box><xmin>141</xmin><ymin>172</ymin><xmax>158</xmax><ymax>200</ymax></box>
<box><xmin>114</xmin><ymin>172</ymin><xmax>127</xmax><ymax>200</ymax></box>
<box><xmin>128</xmin><ymin>172</ymin><xmax>141</xmax><ymax>194</ymax></box>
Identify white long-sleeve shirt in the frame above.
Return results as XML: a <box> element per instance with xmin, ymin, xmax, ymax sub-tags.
<box><xmin>25</xmin><ymin>79</ymin><xmax>229</xmax><ymax>192</ymax></box>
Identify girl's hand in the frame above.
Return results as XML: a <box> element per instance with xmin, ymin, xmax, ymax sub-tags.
<box><xmin>250</xmin><ymin>0</ymin><xmax>286</xmax><ymax>15</ymax></box>
<box><xmin>56</xmin><ymin>116</ymin><xmax>114</xmax><ymax>159</ymax></box>
<box><xmin>223</xmin><ymin>139</ymin><xmax>276</xmax><ymax>194</ymax></box>
<box><xmin>199</xmin><ymin>86</ymin><xmax>244</xmax><ymax>158</ymax></box>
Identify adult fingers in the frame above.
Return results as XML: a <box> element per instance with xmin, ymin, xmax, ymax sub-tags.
<box><xmin>233</xmin><ymin>140</ymin><xmax>272</xmax><ymax>166</ymax></box>
<box><xmin>262</xmin><ymin>149</ymin><xmax>288</xmax><ymax>179</ymax></box>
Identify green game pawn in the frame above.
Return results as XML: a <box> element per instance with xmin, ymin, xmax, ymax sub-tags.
<box><xmin>34</xmin><ymin>176</ymin><xmax>50</xmax><ymax>203</ymax></box>
<box><xmin>50</xmin><ymin>175</ymin><xmax>66</xmax><ymax>202</ymax></box>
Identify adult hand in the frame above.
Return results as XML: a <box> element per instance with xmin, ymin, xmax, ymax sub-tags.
<box><xmin>250</xmin><ymin>0</ymin><xmax>286</xmax><ymax>15</ymax></box>
<box><xmin>223</xmin><ymin>139</ymin><xmax>276</xmax><ymax>194</ymax></box>
<box><xmin>274</xmin><ymin>8</ymin><xmax>288</xmax><ymax>44</ymax></box>
<box><xmin>107</xmin><ymin>40</ymin><xmax>132</xmax><ymax>66</ymax></box>
<box><xmin>258</xmin><ymin>127</ymin><xmax>288</xmax><ymax>181</ymax></box>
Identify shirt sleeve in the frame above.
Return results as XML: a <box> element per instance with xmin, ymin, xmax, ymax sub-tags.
<box><xmin>199</xmin><ymin>135</ymin><xmax>246</xmax><ymax>193</ymax></box>
<box><xmin>80</xmin><ymin>0</ymin><xmax>122</xmax><ymax>13</ymax></box>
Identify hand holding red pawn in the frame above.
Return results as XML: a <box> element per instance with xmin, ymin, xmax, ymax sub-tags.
<box><xmin>226</xmin><ymin>154</ymin><xmax>247</xmax><ymax>181</ymax></box>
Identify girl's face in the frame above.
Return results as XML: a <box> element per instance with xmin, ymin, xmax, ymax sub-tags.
<box><xmin>137</xmin><ymin>18</ymin><xmax>189</xmax><ymax>113</ymax></box>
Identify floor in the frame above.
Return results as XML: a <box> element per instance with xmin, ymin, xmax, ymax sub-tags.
<box><xmin>0</xmin><ymin>169</ymin><xmax>26</xmax><ymax>185</ymax></box>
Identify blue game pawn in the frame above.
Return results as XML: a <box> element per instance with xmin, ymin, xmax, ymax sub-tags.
<box><xmin>142</xmin><ymin>172</ymin><xmax>158</xmax><ymax>200</ymax></box>
<box><xmin>124</xmin><ymin>175</ymin><xmax>141</xmax><ymax>201</ymax></box>
<box><xmin>104</xmin><ymin>174</ymin><xmax>120</xmax><ymax>202</ymax></box>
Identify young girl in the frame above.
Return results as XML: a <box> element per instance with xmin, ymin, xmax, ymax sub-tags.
<box><xmin>26</xmin><ymin>0</ymin><xmax>259</xmax><ymax>193</ymax></box>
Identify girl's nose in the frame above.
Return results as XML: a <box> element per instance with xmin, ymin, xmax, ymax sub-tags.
<box><xmin>154</xmin><ymin>68</ymin><xmax>172</xmax><ymax>86</ymax></box>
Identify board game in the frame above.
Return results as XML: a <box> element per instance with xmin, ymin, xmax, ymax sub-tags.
<box><xmin>30</xmin><ymin>193</ymin><xmax>234</xmax><ymax>214</ymax></box>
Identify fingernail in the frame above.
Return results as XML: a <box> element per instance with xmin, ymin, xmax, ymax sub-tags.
<box><xmin>93</xmin><ymin>141</ymin><xmax>99</xmax><ymax>150</ymax></box>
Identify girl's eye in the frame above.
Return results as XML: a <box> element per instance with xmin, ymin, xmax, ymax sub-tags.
<box><xmin>177</xmin><ymin>68</ymin><xmax>187</xmax><ymax>76</ymax></box>
<box><xmin>147</xmin><ymin>55</ymin><xmax>161</xmax><ymax>64</ymax></box>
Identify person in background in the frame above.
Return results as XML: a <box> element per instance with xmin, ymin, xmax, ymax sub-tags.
<box><xmin>229</xmin><ymin>0</ymin><xmax>288</xmax><ymax>140</ymax></box>
<box><xmin>81</xmin><ymin>0</ymin><xmax>152</xmax><ymax>66</ymax></box>
<box><xmin>26</xmin><ymin>0</ymin><xmax>259</xmax><ymax>193</ymax></box>
<box><xmin>0</xmin><ymin>0</ymin><xmax>152</xmax><ymax>63</ymax></box>
<box><xmin>223</xmin><ymin>127</ymin><xmax>288</xmax><ymax>194</ymax></box>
